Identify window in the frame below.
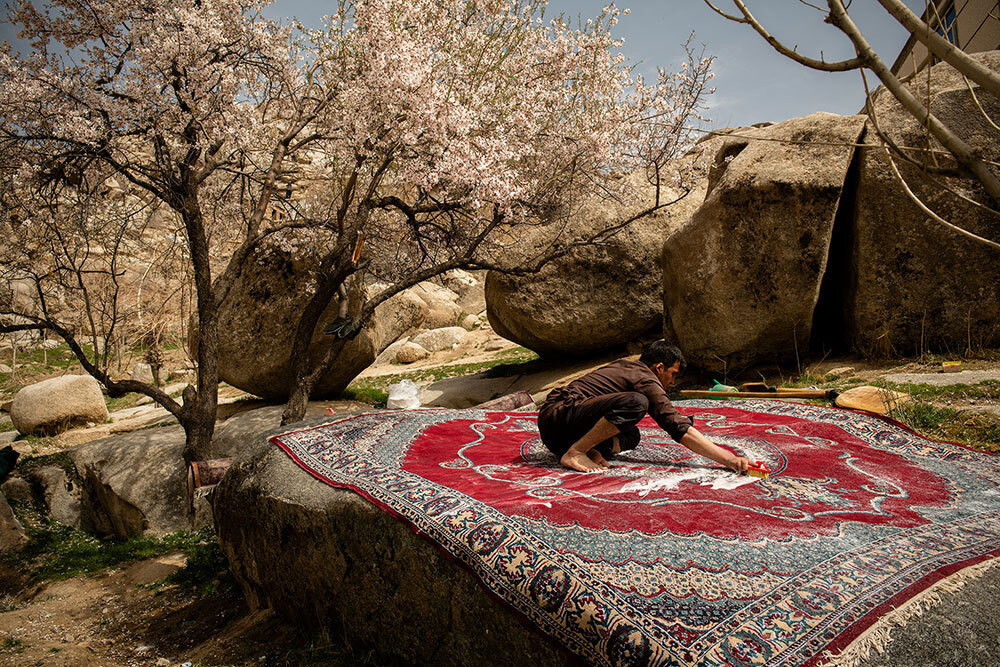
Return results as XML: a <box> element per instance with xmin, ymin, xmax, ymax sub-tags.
<box><xmin>934</xmin><ymin>3</ymin><xmax>958</xmax><ymax>45</ymax></box>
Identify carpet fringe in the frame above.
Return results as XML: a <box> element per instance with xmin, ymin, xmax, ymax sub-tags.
<box><xmin>817</xmin><ymin>557</ymin><xmax>1000</xmax><ymax>667</ymax></box>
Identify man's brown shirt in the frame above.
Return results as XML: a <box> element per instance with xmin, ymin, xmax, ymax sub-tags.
<box><xmin>543</xmin><ymin>358</ymin><xmax>693</xmax><ymax>442</ymax></box>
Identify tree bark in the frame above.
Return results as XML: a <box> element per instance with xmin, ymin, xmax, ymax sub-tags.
<box><xmin>180</xmin><ymin>191</ymin><xmax>219</xmax><ymax>463</ymax></box>
<box><xmin>827</xmin><ymin>0</ymin><xmax>1000</xmax><ymax>205</ymax></box>
<box><xmin>279</xmin><ymin>263</ymin><xmax>352</xmax><ymax>425</ymax></box>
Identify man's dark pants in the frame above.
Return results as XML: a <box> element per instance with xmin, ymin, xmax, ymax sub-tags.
<box><xmin>538</xmin><ymin>392</ymin><xmax>649</xmax><ymax>459</ymax></box>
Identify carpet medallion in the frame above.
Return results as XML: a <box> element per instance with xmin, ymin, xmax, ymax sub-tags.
<box><xmin>271</xmin><ymin>400</ymin><xmax>1000</xmax><ymax>666</ymax></box>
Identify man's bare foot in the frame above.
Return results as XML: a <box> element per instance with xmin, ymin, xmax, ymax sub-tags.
<box><xmin>560</xmin><ymin>449</ymin><xmax>602</xmax><ymax>472</ymax></box>
<box><xmin>588</xmin><ymin>450</ymin><xmax>610</xmax><ymax>469</ymax></box>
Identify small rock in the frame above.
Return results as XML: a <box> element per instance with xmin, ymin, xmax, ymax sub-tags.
<box><xmin>0</xmin><ymin>364</ymin><xmax>11</xmax><ymax>374</ymax></box>
<box><xmin>1</xmin><ymin>400</ymin><xmax>13</xmax><ymax>412</ymax></box>
<box><xmin>28</xmin><ymin>466</ymin><xmax>81</xmax><ymax>528</ymax></box>
<box><xmin>826</xmin><ymin>366</ymin><xmax>856</xmax><ymax>379</ymax></box>
<box><xmin>411</xmin><ymin>327</ymin><xmax>468</xmax><ymax>352</ymax></box>
<box><xmin>131</xmin><ymin>363</ymin><xmax>155</xmax><ymax>385</ymax></box>
<box><xmin>460</xmin><ymin>314</ymin><xmax>479</xmax><ymax>331</ymax></box>
<box><xmin>484</xmin><ymin>340</ymin><xmax>507</xmax><ymax>352</ymax></box>
<box><xmin>0</xmin><ymin>478</ymin><xmax>32</xmax><ymax>506</ymax></box>
<box><xmin>40</xmin><ymin>339</ymin><xmax>62</xmax><ymax>350</ymax></box>
<box><xmin>0</xmin><ymin>431</ymin><xmax>18</xmax><ymax>445</ymax></box>
<box><xmin>156</xmin><ymin>657</ymin><xmax>171</xmax><ymax>666</ymax></box>
<box><xmin>395</xmin><ymin>342</ymin><xmax>430</xmax><ymax>364</ymax></box>
<box><xmin>374</xmin><ymin>338</ymin><xmax>410</xmax><ymax>366</ymax></box>
<box><xmin>0</xmin><ymin>492</ymin><xmax>27</xmax><ymax>553</ymax></box>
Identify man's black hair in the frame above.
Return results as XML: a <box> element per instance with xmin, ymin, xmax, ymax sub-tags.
<box><xmin>639</xmin><ymin>340</ymin><xmax>686</xmax><ymax>371</ymax></box>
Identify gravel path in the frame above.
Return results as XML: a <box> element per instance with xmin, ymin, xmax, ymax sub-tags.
<box><xmin>883</xmin><ymin>370</ymin><xmax>1000</xmax><ymax>386</ymax></box>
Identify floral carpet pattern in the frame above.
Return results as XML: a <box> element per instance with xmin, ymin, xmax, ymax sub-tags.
<box><xmin>271</xmin><ymin>400</ymin><xmax>1000</xmax><ymax>666</ymax></box>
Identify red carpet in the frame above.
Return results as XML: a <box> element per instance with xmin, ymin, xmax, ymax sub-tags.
<box><xmin>272</xmin><ymin>400</ymin><xmax>1000</xmax><ymax>666</ymax></box>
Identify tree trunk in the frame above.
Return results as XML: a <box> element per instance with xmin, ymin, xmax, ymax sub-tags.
<box><xmin>280</xmin><ymin>264</ymin><xmax>352</xmax><ymax>426</ymax></box>
<box><xmin>180</xmin><ymin>192</ymin><xmax>220</xmax><ymax>463</ymax></box>
<box><xmin>281</xmin><ymin>380</ymin><xmax>311</xmax><ymax>425</ymax></box>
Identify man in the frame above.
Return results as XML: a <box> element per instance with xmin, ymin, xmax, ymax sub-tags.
<box><xmin>539</xmin><ymin>341</ymin><xmax>750</xmax><ymax>474</ymax></box>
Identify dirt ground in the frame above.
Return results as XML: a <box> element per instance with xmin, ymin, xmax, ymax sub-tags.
<box><xmin>0</xmin><ymin>554</ymin><xmax>368</xmax><ymax>667</ymax></box>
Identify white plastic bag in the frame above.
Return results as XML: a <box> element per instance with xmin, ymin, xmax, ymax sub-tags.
<box><xmin>386</xmin><ymin>379</ymin><xmax>422</xmax><ymax>410</ymax></box>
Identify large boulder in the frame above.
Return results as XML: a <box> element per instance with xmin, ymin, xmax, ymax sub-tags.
<box><xmin>394</xmin><ymin>341</ymin><xmax>429</xmax><ymax>363</ymax></box>
<box><xmin>661</xmin><ymin>112</ymin><xmax>867</xmax><ymax>371</ymax></box>
<box><xmin>65</xmin><ymin>403</ymin><xmax>303</xmax><ymax>539</ymax></box>
<box><xmin>846</xmin><ymin>52</ymin><xmax>1000</xmax><ymax>355</ymax></box>
<box><xmin>10</xmin><ymin>374</ymin><xmax>109</xmax><ymax>435</ymax></box>
<box><xmin>485</xmin><ymin>133</ymin><xmax>733</xmax><ymax>357</ymax></box>
<box><xmin>443</xmin><ymin>269</ymin><xmax>487</xmax><ymax>314</ymax></box>
<box><xmin>68</xmin><ymin>426</ymin><xmax>189</xmax><ymax>537</ymax></box>
<box><xmin>411</xmin><ymin>281</ymin><xmax>463</xmax><ymax>329</ymax></box>
<box><xmin>411</xmin><ymin>326</ymin><xmax>468</xmax><ymax>352</ymax></box>
<box><xmin>210</xmin><ymin>401</ymin><xmax>370</xmax><ymax>455</ymax></box>
<box><xmin>215</xmin><ymin>242</ymin><xmax>426</xmax><ymax>401</ymax></box>
<box><xmin>213</xmin><ymin>422</ymin><xmax>566</xmax><ymax>666</ymax></box>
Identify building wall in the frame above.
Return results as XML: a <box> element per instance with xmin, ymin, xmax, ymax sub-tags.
<box><xmin>892</xmin><ymin>0</ymin><xmax>1000</xmax><ymax>80</ymax></box>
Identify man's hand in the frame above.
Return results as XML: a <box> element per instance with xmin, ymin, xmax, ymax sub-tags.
<box><xmin>679</xmin><ymin>427</ymin><xmax>751</xmax><ymax>474</ymax></box>
<box><xmin>725</xmin><ymin>455</ymin><xmax>750</xmax><ymax>474</ymax></box>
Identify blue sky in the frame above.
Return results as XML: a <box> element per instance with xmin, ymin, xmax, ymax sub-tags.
<box><xmin>261</xmin><ymin>0</ymin><xmax>927</xmax><ymax>130</ymax></box>
<box><xmin>2</xmin><ymin>0</ymin><xmax>928</xmax><ymax>130</ymax></box>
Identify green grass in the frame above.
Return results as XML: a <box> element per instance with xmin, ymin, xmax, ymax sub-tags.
<box><xmin>879</xmin><ymin>379</ymin><xmax>1000</xmax><ymax>401</ymax></box>
<box><xmin>886</xmin><ymin>401</ymin><xmax>1000</xmax><ymax>453</ymax></box>
<box><xmin>780</xmin><ymin>373</ymin><xmax>1000</xmax><ymax>453</ymax></box>
<box><xmin>341</xmin><ymin>384</ymin><xmax>390</xmax><ymax>406</ymax></box>
<box><xmin>14</xmin><ymin>451</ymin><xmax>80</xmax><ymax>484</ymax></box>
<box><xmin>158</xmin><ymin>534</ymin><xmax>239</xmax><ymax>597</ymax></box>
<box><xmin>2</xmin><ymin>511</ymin><xmax>219</xmax><ymax>583</ymax></box>
<box><xmin>0</xmin><ymin>637</ymin><xmax>25</xmax><ymax>655</ymax></box>
<box><xmin>10</xmin><ymin>432</ymin><xmax>60</xmax><ymax>449</ymax></box>
<box><xmin>105</xmin><ymin>392</ymin><xmax>144</xmax><ymax>412</ymax></box>
<box><xmin>845</xmin><ymin>380</ymin><xmax>1000</xmax><ymax>452</ymax></box>
<box><xmin>344</xmin><ymin>346</ymin><xmax>539</xmax><ymax>407</ymax></box>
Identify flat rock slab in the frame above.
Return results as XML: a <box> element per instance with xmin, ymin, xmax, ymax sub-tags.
<box><xmin>858</xmin><ymin>563</ymin><xmax>1000</xmax><ymax>667</ymax></box>
<box><xmin>883</xmin><ymin>370</ymin><xmax>1000</xmax><ymax>386</ymax></box>
<box><xmin>68</xmin><ymin>426</ymin><xmax>189</xmax><ymax>537</ymax></box>
<box><xmin>213</xmin><ymin>415</ymin><xmax>568</xmax><ymax>666</ymax></box>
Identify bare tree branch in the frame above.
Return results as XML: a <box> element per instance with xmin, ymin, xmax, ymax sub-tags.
<box><xmin>704</xmin><ymin>0</ymin><xmax>864</xmax><ymax>71</ymax></box>
<box><xmin>825</xmin><ymin>0</ymin><xmax>1000</xmax><ymax>203</ymax></box>
<box><xmin>885</xmin><ymin>148</ymin><xmax>1000</xmax><ymax>250</ymax></box>
<box><xmin>877</xmin><ymin>0</ymin><xmax>1000</xmax><ymax>99</ymax></box>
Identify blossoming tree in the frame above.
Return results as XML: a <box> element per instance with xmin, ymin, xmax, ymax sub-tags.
<box><xmin>0</xmin><ymin>0</ymin><xmax>714</xmax><ymax>457</ymax></box>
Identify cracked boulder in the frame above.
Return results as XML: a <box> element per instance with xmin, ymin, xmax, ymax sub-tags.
<box><xmin>68</xmin><ymin>426</ymin><xmax>190</xmax><ymax>538</ymax></box>
<box><xmin>213</xmin><ymin>416</ymin><xmax>566</xmax><ymax>666</ymax></box>
<box><xmin>484</xmin><ymin>135</ymin><xmax>730</xmax><ymax>358</ymax></box>
<box><xmin>847</xmin><ymin>52</ymin><xmax>1000</xmax><ymax>355</ymax></box>
<box><xmin>661</xmin><ymin>112</ymin><xmax>867</xmax><ymax>371</ymax></box>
